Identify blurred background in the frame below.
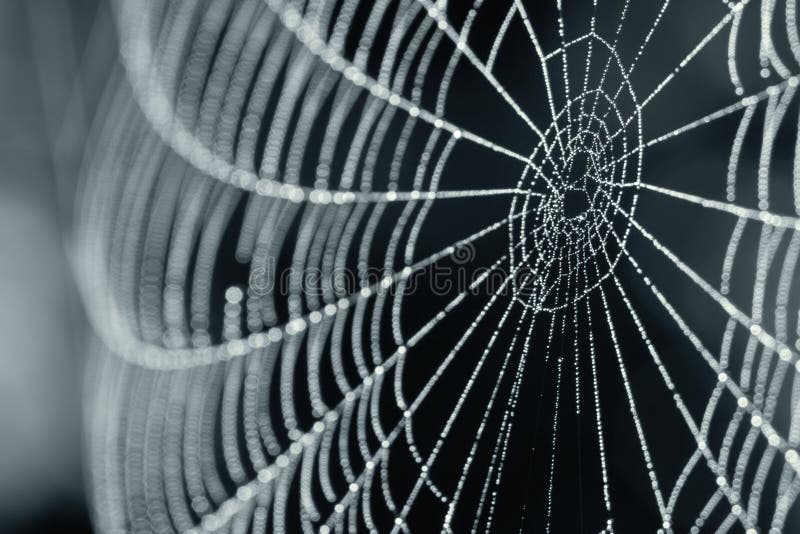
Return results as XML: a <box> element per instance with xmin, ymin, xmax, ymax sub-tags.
<box><xmin>0</xmin><ymin>1</ymin><xmax>113</xmax><ymax>531</ymax></box>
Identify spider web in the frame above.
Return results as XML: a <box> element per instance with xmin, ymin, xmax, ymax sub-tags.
<box><xmin>77</xmin><ymin>0</ymin><xmax>800</xmax><ymax>532</ymax></box>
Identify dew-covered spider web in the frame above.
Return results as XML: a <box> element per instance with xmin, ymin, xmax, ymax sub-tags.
<box><xmin>78</xmin><ymin>0</ymin><xmax>800</xmax><ymax>532</ymax></box>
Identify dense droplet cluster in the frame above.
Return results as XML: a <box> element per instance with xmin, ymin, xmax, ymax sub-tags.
<box><xmin>507</xmin><ymin>44</ymin><xmax>643</xmax><ymax>310</ymax></box>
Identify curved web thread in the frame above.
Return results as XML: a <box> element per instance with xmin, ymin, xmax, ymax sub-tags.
<box><xmin>77</xmin><ymin>0</ymin><xmax>800</xmax><ymax>532</ymax></box>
